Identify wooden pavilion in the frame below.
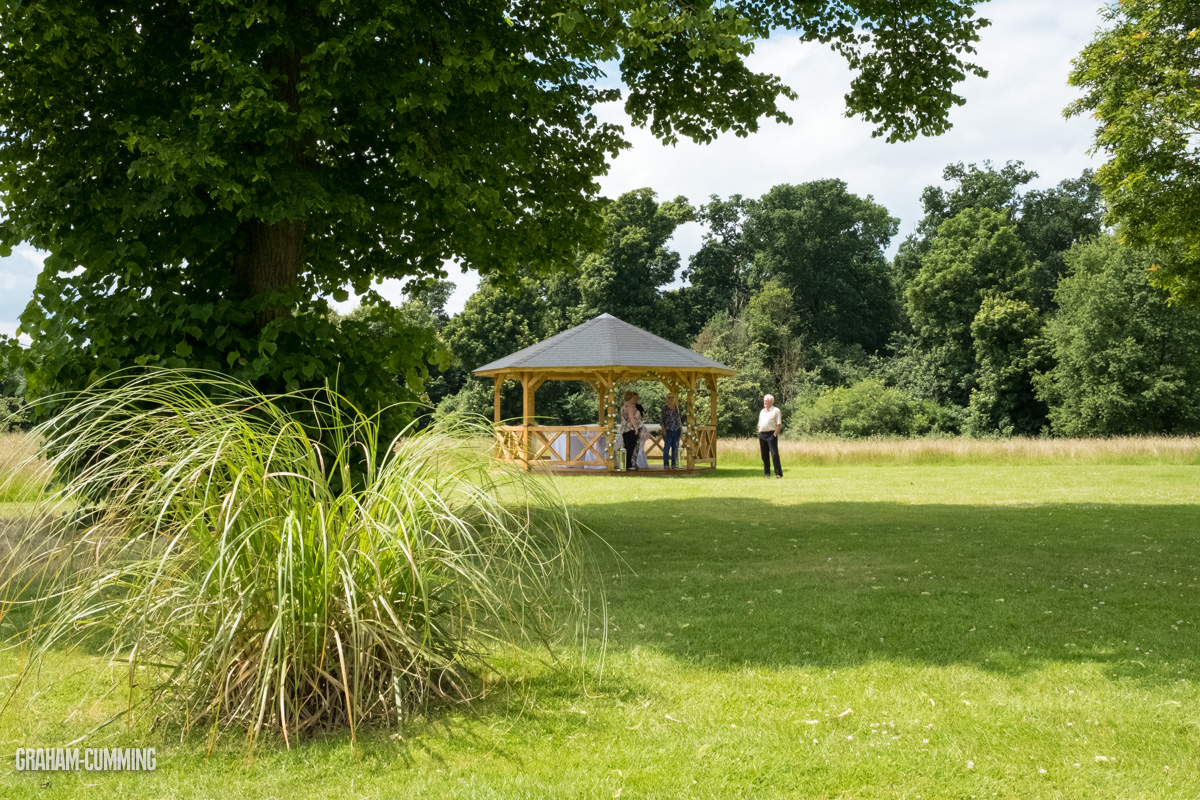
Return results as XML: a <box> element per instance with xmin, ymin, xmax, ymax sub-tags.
<box><xmin>473</xmin><ymin>314</ymin><xmax>735</xmax><ymax>473</ymax></box>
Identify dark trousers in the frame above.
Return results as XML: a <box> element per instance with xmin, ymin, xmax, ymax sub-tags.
<box><xmin>622</xmin><ymin>430</ymin><xmax>639</xmax><ymax>470</ymax></box>
<box><xmin>758</xmin><ymin>431</ymin><xmax>782</xmax><ymax>476</ymax></box>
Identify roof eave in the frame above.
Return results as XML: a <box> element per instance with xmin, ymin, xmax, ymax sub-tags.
<box><xmin>473</xmin><ymin>365</ymin><xmax>737</xmax><ymax>378</ymax></box>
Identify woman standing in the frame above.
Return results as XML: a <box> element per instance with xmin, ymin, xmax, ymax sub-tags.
<box><xmin>661</xmin><ymin>393</ymin><xmax>681</xmax><ymax>469</ymax></box>
<box><xmin>634</xmin><ymin>392</ymin><xmax>649</xmax><ymax>469</ymax></box>
<box><xmin>620</xmin><ymin>391</ymin><xmax>641</xmax><ymax>471</ymax></box>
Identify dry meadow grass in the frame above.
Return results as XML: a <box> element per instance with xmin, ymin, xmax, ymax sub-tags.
<box><xmin>7</xmin><ymin>429</ymin><xmax>1196</xmax><ymax>477</ymax></box>
<box><xmin>0</xmin><ymin>431</ymin><xmax>47</xmax><ymax>498</ymax></box>
<box><xmin>719</xmin><ymin>434</ymin><xmax>1200</xmax><ymax>465</ymax></box>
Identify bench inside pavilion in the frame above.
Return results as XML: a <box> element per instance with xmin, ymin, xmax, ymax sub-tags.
<box><xmin>473</xmin><ymin>313</ymin><xmax>735</xmax><ymax>473</ymax></box>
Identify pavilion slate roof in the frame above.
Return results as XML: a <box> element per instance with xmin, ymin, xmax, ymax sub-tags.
<box><xmin>473</xmin><ymin>314</ymin><xmax>735</xmax><ymax>376</ymax></box>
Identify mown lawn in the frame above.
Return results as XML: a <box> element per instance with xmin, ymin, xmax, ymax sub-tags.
<box><xmin>3</xmin><ymin>448</ymin><xmax>1199</xmax><ymax>799</ymax></box>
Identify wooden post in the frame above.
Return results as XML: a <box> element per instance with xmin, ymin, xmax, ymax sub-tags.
<box><xmin>521</xmin><ymin>373</ymin><xmax>533</xmax><ymax>468</ymax></box>
<box><xmin>493</xmin><ymin>376</ymin><xmax>502</xmax><ymax>424</ymax></box>
<box><xmin>707</xmin><ymin>373</ymin><xmax>718</xmax><ymax>467</ymax></box>
<box><xmin>707</xmin><ymin>374</ymin><xmax>718</xmax><ymax>427</ymax></box>
<box><xmin>604</xmin><ymin>373</ymin><xmax>618</xmax><ymax>471</ymax></box>
<box><xmin>596</xmin><ymin>378</ymin><xmax>609</xmax><ymax>460</ymax></box>
<box><xmin>685</xmin><ymin>373</ymin><xmax>697</xmax><ymax>471</ymax></box>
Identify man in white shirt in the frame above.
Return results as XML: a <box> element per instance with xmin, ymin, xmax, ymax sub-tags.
<box><xmin>757</xmin><ymin>394</ymin><xmax>783</xmax><ymax>478</ymax></box>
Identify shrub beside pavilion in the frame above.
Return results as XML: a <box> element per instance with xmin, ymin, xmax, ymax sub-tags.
<box><xmin>473</xmin><ymin>314</ymin><xmax>735</xmax><ymax>473</ymax></box>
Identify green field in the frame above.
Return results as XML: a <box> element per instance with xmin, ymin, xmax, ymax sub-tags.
<box><xmin>3</xmin><ymin>449</ymin><xmax>1200</xmax><ymax>799</ymax></box>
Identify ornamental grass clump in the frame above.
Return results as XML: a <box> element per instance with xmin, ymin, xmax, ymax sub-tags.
<box><xmin>0</xmin><ymin>370</ymin><xmax>589</xmax><ymax>744</ymax></box>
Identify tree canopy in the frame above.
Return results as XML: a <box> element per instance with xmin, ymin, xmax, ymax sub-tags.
<box><xmin>0</xmin><ymin>0</ymin><xmax>990</xmax><ymax>418</ymax></box>
<box><xmin>571</xmin><ymin>189</ymin><xmax>694</xmax><ymax>339</ymax></box>
<box><xmin>903</xmin><ymin>206</ymin><xmax>1033</xmax><ymax>406</ymax></box>
<box><xmin>1068</xmin><ymin>0</ymin><xmax>1200</xmax><ymax>301</ymax></box>
<box><xmin>1037</xmin><ymin>236</ymin><xmax>1200</xmax><ymax>435</ymax></box>
<box><xmin>744</xmin><ymin>180</ymin><xmax>899</xmax><ymax>352</ymax></box>
<box><xmin>685</xmin><ymin>180</ymin><xmax>900</xmax><ymax>353</ymax></box>
<box><xmin>892</xmin><ymin>160</ymin><xmax>1036</xmax><ymax>288</ymax></box>
<box><xmin>683</xmin><ymin>196</ymin><xmax>754</xmax><ymax>323</ymax></box>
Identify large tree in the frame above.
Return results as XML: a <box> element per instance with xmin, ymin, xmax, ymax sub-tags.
<box><xmin>440</xmin><ymin>276</ymin><xmax>548</xmax><ymax>392</ymax></box>
<box><xmin>687</xmin><ymin>182</ymin><xmax>900</xmax><ymax>351</ymax></box>
<box><xmin>903</xmin><ymin>206</ymin><xmax>1033</xmax><ymax>406</ymax></box>
<box><xmin>744</xmin><ymin>180</ymin><xmax>900</xmax><ymax>352</ymax></box>
<box><xmin>0</xmin><ymin>0</ymin><xmax>991</xmax><ymax>415</ymax></box>
<box><xmin>1036</xmin><ymin>236</ymin><xmax>1200</xmax><ymax>436</ymax></box>
<box><xmin>966</xmin><ymin>294</ymin><xmax>1046</xmax><ymax>436</ymax></box>
<box><xmin>571</xmin><ymin>189</ymin><xmax>694</xmax><ymax>341</ymax></box>
<box><xmin>892</xmin><ymin>160</ymin><xmax>1036</xmax><ymax>288</ymax></box>
<box><xmin>893</xmin><ymin>161</ymin><xmax>1101</xmax><ymax>314</ymax></box>
<box><xmin>1017</xmin><ymin>171</ymin><xmax>1104</xmax><ymax>309</ymax></box>
<box><xmin>683</xmin><ymin>195</ymin><xmax>754</xmax><ymax>326</ymax></box>
<box><xmin>1068</xmin><ymin>0</ymin><xmax>1200</xmax><ymax>302</ymax></box>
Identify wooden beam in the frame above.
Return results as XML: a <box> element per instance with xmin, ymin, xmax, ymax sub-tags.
<box><xmin>474</xmin><ymin>366</ymin><xmax>736</xmax><ymax>381</ymax></box>
<box><xmin>493</xmin><ymin>376</ymin><xmax>502</xmax><ymax>424</ymax></box>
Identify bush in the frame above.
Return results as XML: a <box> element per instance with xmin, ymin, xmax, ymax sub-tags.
<box><xmin>790</xmin><ymin>378</ymin><xmax>961</xmax><ymax>438</ymax></box>
<box><xmin>911</xmin><ymin>397</ymin><xmax>965</xmax><ymax>437</ymax></box>
<box><xmin>435</xmin><ymin>378</ymin><xmax>495</xmax><ymax>422</ymax></box>
<box><xmin>2</xmin><ymin>370</ymin><xmax>586</xmax><ymax>743</ymax></box>
<box><xmin>559</xmin><ymin>389</ymin><xmax>600</xmax><ymax>425</ymax></box>
<box><xmin>0</xmin><ymin>396</ymin><xmax>30</xmax><ymax>432</ymax></box>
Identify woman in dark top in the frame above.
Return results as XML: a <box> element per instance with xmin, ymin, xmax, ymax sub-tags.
<box><xmin>620</xmin><ymin>391</ymin><xmax>641</xmax><ymax>471</ymax></box>
<box><xmin>634</xmin><ymin>392</ymin><xmax>649</xmax><ymax>469</ymax></box>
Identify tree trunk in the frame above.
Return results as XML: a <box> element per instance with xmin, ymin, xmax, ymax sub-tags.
<box><xmin>235</xmin><ymin>40</ymin><xmax>308</xmax><ymax>328</ymax></box>
<box><xmin>235</xmin><ymin>219</ymin><xmax>305</xmax><ymax>327</ymax></box>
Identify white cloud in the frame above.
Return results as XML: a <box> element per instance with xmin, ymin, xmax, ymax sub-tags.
<box><xmin>592</xmin><ymin>0</ymin><xmax>1104</xmax><ymax>289</ymax></box>
<box><xmin>0</xmin><ymin>246</ymin><xmax>43</xmax><ymax>336</ymax></box>
<box><xmin>328</xmin><ymin>276</ymin><xmax>408</xmax><ymax>315</ymax></box>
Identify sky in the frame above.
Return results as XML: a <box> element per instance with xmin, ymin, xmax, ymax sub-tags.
<box><xmin>0</xmin><ymin>0</ymin><xmax>1107</xmax><ymax>333</ymax></box>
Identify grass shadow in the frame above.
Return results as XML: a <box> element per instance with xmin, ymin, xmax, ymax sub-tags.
<box><xmin>574</xmin><ymin>496</ymin><xmax>1200</xmax><ymax>687</ymax></box>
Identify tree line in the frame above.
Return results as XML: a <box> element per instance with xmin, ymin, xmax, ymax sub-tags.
<box><xmin>414</xmin><ymin>161</ymin><xmax>1200</xmax><ymax>438</ymax></box>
